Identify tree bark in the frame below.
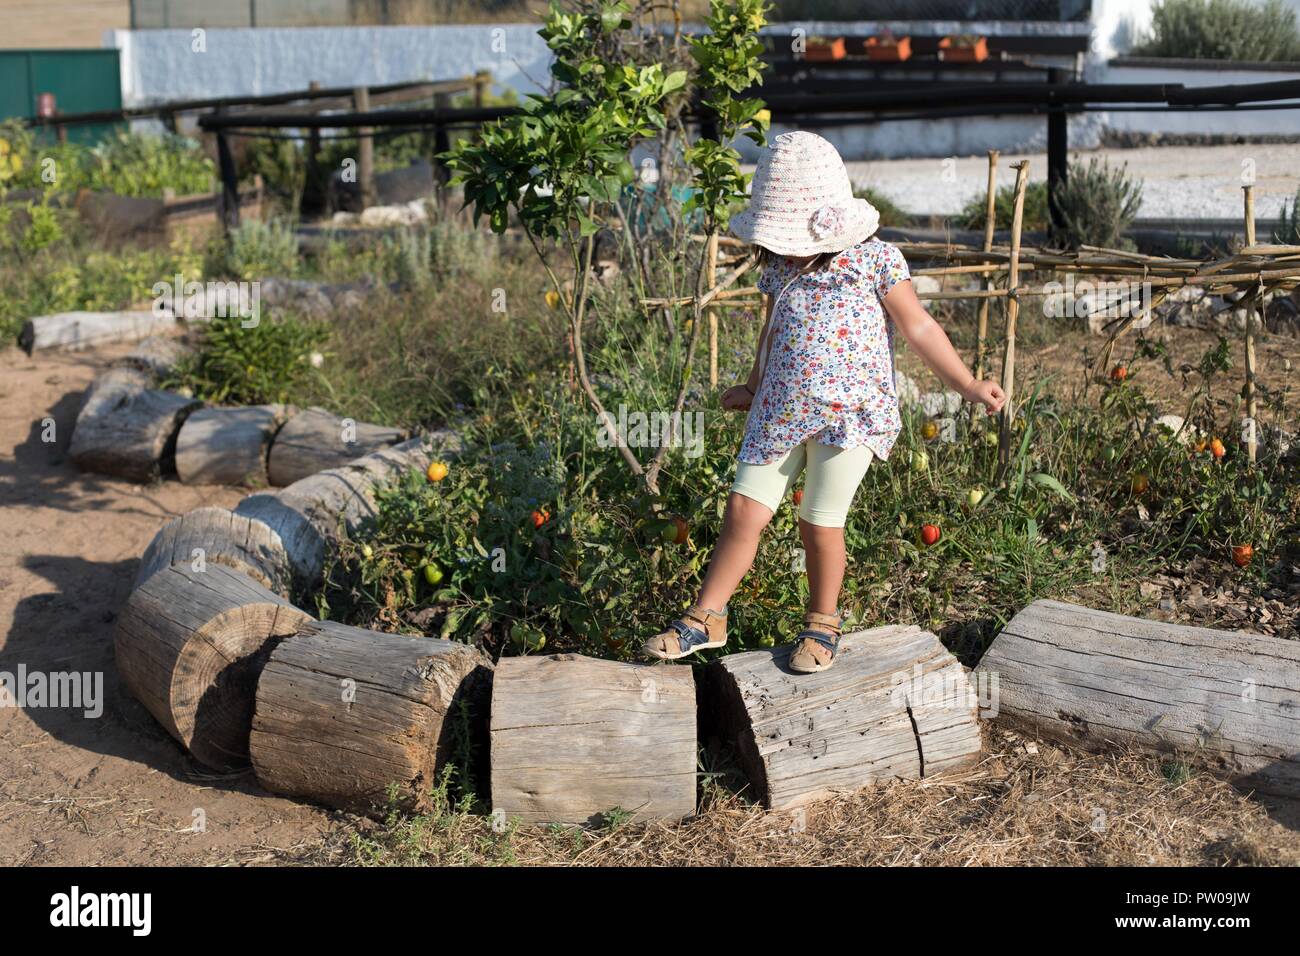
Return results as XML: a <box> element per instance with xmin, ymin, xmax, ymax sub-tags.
<box><xmin>490</xmin><ymin>654</ymin><xmax>697</xmax><ymax>824</ymax></box>
<box><xmin>175</xmin><ymin>404</ymin><xmax>295</xmax><ymax>486</ymax></box>
<box><xmin>976</xmin><ymin>599</ymin><xmax>1300</xmax><ymax>797</ymax></box>
<box><xmin>700</xmin><ymin>625</ymin><xmax>982</xmax><ymax>810</ymax></box>
<box><xmin>250</xmin><ymin>620</ymin><xmax>492</xmax><ymax>814</ymax></box>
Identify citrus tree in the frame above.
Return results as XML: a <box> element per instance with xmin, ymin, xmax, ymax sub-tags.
<box><xmin>444</xmin><ymin>0</ymin><xmax>768</xmax><ymax>495</ymax></box>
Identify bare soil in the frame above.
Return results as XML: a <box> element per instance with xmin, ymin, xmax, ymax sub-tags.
<box><xmin>0</xmin><ymin>343</ymin><xmax>340</xmax><ymax>865</ymax></box>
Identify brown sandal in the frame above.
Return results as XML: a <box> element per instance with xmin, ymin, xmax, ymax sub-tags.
<box><xmin>788</xmin><ymin>611</ymin><xmax>842</xmax><ymax>674</ymax></box>
<box><xmin>641</xmin><ymin>606</ymin><xmax>727</xmax><ymax>661</ymax></box>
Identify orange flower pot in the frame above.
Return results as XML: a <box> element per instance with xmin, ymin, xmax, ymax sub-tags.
<box><xmin>861</xmin><ymin>36</ymin><xmax>912</xmax><ymax>62</ymax></box>
<box><xmin>939</xmin><ymin>36</ymin><xmax>989</xmax><ymax>63</ymax></box>
<box><xmin>805</xmin><ymin>37</ymin><xmax>847</xmax><ymax>62</ymax></box>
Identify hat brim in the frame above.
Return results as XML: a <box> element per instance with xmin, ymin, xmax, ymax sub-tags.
<box><xmin>730</xmin><ymin>197</ymin><xmax>881</xmax><ymax>256</ymax></box>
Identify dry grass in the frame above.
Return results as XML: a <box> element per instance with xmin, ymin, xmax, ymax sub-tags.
<box><xmin>310</xmin><ymin>729</ymin><xmax>1300</xmax><ymax>867</ymax></box>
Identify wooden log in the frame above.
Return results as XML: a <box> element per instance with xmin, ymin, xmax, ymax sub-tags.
<box><xmin>975</xmin><ymin>599</ymin><xmax>1300</xmax><ymax>797</ymax></box>
<box><xmin>490</xmin><ymin>654</ymin><xmax>697</xmax><ymax>825</ymax></box>
<box><xmin>114</xmin><ymin>563</ymin><xmax>312</xmax><ymax>770</ymax></box>
<box><xmin>266</xmin><ymin>406</ymin><xmax>405</xmax><ymax>487</ymax></box>
<box><xmin>174</xmin><ymin>404</ymin><xmax>294</xmax><ymax>486</ymax></box>
<box><xmin>114</xmin><ymin>335</ymin><xmax>193</xmax><ymax>379</ymax></box>
<box><xmin>19</xmin><ymin>310</ymin><xmax>178</xmax><ymax>354</ymax></box>
<box><xmin>134</xmin><ymin>506</ymin><xmax>293</xmax><ymax>597</ymax></box>
<box><xmin>250</xmin><ymin>620</ymin><xmax>492</xmax><ymax>814</ymax></box>
<box><xmin>700</xmin><ymin>625</ymin><xmax>982</xmax><ymax>810</ymax></box>
<box><xmin>69</xmin><ymin>370</ymin><xmax>202</xmax><ymax>482</ymax></box>
<box><xmin>235</xmin><ymin>437</ymin><xmax>434</xmax><ymax>593</ymax></box>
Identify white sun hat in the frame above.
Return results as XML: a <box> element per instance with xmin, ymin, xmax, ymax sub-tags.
<box><xmin>729</xmin><ymin>131</ymin><xmax>880</xmax><ymax>256</ymax></box>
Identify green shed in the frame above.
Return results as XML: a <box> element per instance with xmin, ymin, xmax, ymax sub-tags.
<box><xmin>0</xmin><ymin>49</ymin><xmax>123</xmax><ymax>145</ymax></box>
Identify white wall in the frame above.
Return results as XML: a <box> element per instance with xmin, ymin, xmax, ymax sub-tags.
<box><xmin>1093</xmin><ymin>61</ymin><xmax>1300</xmax><ymax>137</ymax></box>
<box><xmin>109</xmin><ymin>25</ymin><xmax>553</xmax><ymax>106</ymax></box>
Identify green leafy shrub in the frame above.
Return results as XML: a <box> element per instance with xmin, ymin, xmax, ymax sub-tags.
<box><xmin>161</xmin><ymin>312</ymin><xmax>328</xmax><ymax>405</ymax></box>
<box><xmin>0</xmin><ymin>124</ymin><xmax>215</xmax><ymax>198</ymax></box>
<box><xmin>958</xmin><ymin>179</ymin><xmax>1049</xmax><ymax>231</ymax></box>
<box><xmin>1275</xmin><ymin>187</ymin><xmax>1300</xmax><ymax>244</ymax></box>
<box><xmin>1133</xmin><ymin>0</ymin><xmax>1300</xmax><ymax>61</ymax></box>
<box><xmin>853</xmin><ymin>185</ymin><xmax>913</xmax><ymax>228</ymax></box>
<box><xmin>212</xmin><ymin>218</ymin><xmax>301</xmax><ymax>281</ymax></box>
<box><xmin>1051</xmin><ymin>157</ymin><xmax>1144</xmax><ymax>250</ymax></box>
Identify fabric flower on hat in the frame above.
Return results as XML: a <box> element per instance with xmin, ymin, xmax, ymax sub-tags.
<box><xmin>809</xmin><ymin>204</ymin><xmax>847</xmax><ymax>240</ymax></box>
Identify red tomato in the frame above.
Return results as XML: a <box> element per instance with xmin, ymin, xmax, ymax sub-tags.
<box><xmin>920</xmin><ymin>523</ymin><xmax>941</xmax><ymax>546</ymax></box>
<box><xmin>1231</xmin><ymin>544</ymin><xmax>1253</xmax><ymax>567</ymax></box>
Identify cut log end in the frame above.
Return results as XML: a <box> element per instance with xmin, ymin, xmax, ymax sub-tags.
<box><xmin>115</xmin><ymin>563</ymin><xmax>311</xmax><ymax>771</ymax></box>
<box><xmin>134</xmin><ymin>506</ymin><xmax>293</xmax><ymax>597</ymax></box>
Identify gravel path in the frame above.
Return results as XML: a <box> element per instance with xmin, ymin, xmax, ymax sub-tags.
<box><xmin>841</xmin><ymin>143</ymin><xmax>1300</xmax><ymax>221</ymax></box>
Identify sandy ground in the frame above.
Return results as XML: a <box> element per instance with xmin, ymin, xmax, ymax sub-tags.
<box><xmin>843</xmin><ymin>143</ymin><xmax>1300</xmax><ymax>220</ymax></box>
<box><xmin>0</xmin><ymin>343</ymin><xmax>340</xmax><ymax>866</ymax></box>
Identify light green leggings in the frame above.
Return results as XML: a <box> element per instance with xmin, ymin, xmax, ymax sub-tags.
<box><xmin>731</xmin><ymin>441</ymin><xmax>874</xmax><ymax>528</ymax></box>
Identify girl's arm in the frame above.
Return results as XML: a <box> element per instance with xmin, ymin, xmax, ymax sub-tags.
<box><xmin>883</xmin><ymin>280</ymin><xmax>1006</xmax><ymax>413</ymax></box>
<box><xmin>721</xmin><ymin>293</ymin><xmax>775</xmax><ymax>411</ymax></box>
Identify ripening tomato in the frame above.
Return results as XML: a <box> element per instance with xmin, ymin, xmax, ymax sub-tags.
<box><xmin>1111</xmin><ymin>364</ymin><xmax>1128</xmax><ymax>382</ymax></box>
<box><xmin>792</xmin><ymin>488</ymin><xmax>804</xmax><ymax>507</ymax></box>
<box><xmin>671</xmin><ymin>516</ymin><xmax>689</xmax><ymax>545</ymax></box>
<box><xmin>921</xmin><ymin>420</ymin><xmax>940</xmax><ymax>441</ymax></box>
<box><xmin>426</xmin><ymin>461</ymin><xmax>449</xmax><ymax>482</ymax></box>
<box><xmin>531</xmin><ymin>508</ymin><xmax>550</xmax><ymax>529</ymax></box>
<box><xmin>1231</xmin><ymin>544</ymin><xmax>1253</xmax><ymax>567</ymax></box>
<box><xmin>1130</xmin><ymin>472</ymin><xmax>1150</xmax><ymax>495</ymax></box>
<box><xmin>1210</xmin><ymin>438</ymin><xmax>1226</xmax><ymax>460</ymax></box>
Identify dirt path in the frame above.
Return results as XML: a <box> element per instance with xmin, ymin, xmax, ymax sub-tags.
<box><xmin>0</xmin><ymin>343</ymin><xmax>338</xmax><ymax>865</ymax></box>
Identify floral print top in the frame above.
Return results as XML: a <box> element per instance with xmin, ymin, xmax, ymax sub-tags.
<box><xmin>739</xmin><ymin>239</ymin><xmax>910</xmax><ymax>465</ymax></box>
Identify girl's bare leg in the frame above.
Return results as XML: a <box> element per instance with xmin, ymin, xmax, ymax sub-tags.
<box><xmin>694</xmin><ymin>492</ymin><xmax>774</xmax><ymax>612</ymax></box>
<box><xmin>799</xmin><ymin>518</ymin><xmax>846</xmax><ymax>616</ymax></box>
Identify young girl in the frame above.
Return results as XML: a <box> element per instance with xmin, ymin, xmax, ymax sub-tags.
<box><xmin>641</xmin><ymin>131</ymin><xmax>1005</xmax><ymax>673</ymax></box>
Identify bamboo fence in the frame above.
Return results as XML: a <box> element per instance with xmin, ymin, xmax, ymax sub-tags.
<box><xmin>651</xmin><ymin>171</ymin><xmax>1300</xmax><ymax>477</ymax></box>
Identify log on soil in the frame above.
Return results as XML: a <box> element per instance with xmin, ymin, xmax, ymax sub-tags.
<box><xmin>19</xmin><ymin>310</ymin><xmax>178</xmax><ymax>354</ymax></box>
<box><xmin>700</xmin><ymin>625</ymin><xmax>982</xmax><ymax>810</ymax></box>
<box><xmin>266</xmin><ymin>406</ymin><xmax>406</xmax><ymax>487</ymax></box>
<box><xmin>174</xmin><ymin>404</ymin><xmax>294</xmax><ymax>486</ymax></box>
<box><xmin>250</xmin><ymin>620</ymin><xmax>492</xmax><ymax>814</ymax></box>
<box><xmin>114</xmin><ymin>335</ymin><xmax>193</xmax><ymax>379</ymax></box>
<box><xmin>490</xmin><ymin>654</ymin><xmax>697</xmax><ymax>825</ymax></box>
<box><xmin>134</xmin><ymin>506</ymin><xmax>293</xmax><ymax>597</ymax></box>
<box><xmin>69</xmin><ymin>369</ymin><xmax>201</xmax><ymax>482</ymax></box>
<box><xmin>234</xmin><ymin>437</ymin><xmax>433</xmax><ymax>593</ymax></box>
<box><xmin>975</xmin><ymin>599</ymin><xmax>1300</xmax><ymax>797</ymax></box>
<box><xmin>114</xmin><ymin>563</ymin><xmax>312</xmax><ymax>771</ymax></box>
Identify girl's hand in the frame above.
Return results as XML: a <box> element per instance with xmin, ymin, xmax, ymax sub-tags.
<box><xmin>962</xmin><ymin>379</ymin><xmax>1007</xmax><ymax>413</ymax></box>
<box><xmin>721</xmin><ymin>384</ymin><xmax>754</xmax><ymax>411</ymax></box>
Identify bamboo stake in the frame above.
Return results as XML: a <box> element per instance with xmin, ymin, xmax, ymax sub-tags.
<box><xmin>706</xmin><ymin>233</ymin><xmax>719</xmax><ymax>389</ymax></box>
<box><xmin>1243</xmin><ymin>185</ymin><xmax>1258</xmax><ymax>464</ymax></box>
<box><xmin>973</xmin><ymin>149</ymin><xmax>999</xmax><ymax>391</ymax></box>
<box><xmin>997</xmin><ymin>160</ymin><xmax>1031</xmax><ymax>481</ymax></box>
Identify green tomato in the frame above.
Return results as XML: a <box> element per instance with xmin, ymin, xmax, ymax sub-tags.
<box><xmin>967</xmin><ymin>487</ymin><xmax>985</xmax><ymax>509</ymax></box>
<box><xmin>910</xmin><ymin>450</ymin><xmax>929</xmax><ymax>473</ymax></box>
<box><xmin>423</xmin><ymin>563</ymin><xmax>444</xmax><ymax>586</ymax></box>
<box><xmin>616</xmin><ymin>160</ymin><xmax>637</xmax><ymax>186</ymax></box>
<box><xmin>360</xmin><ymin>543</ymin><xmax>374</xmax><ymax>560</ymax></box>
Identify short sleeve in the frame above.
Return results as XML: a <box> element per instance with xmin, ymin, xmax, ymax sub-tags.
<box><xmin>875</xmin><ymin>243</ymin><xmax>910</xmax><ymax>300</ymax></box>
<box><xmin>757</xmin><ymin>264</ymin><xmax>782</xmax><ymax>295</ymax></box>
